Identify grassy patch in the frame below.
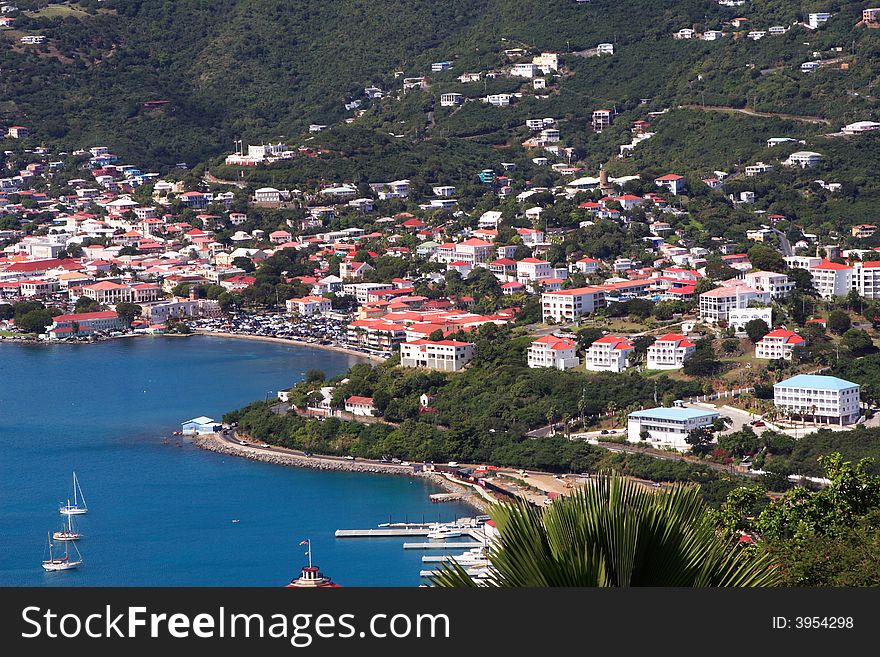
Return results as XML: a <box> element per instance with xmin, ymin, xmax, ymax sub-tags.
<box><xmin>27</xmin><ymin>3</ymin><xmax>89</xmax><ymax>19</ymax></box>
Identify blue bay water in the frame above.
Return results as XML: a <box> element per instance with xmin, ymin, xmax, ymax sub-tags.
<box><xmin>0</xmin><ymin>336</ymin><xmax>473</xmax><ymax>586</ymax></box>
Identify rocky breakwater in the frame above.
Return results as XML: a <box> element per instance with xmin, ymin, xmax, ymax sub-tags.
<box><xmin>192</xmin><ymin>433</ymin><xmax>488</xmax><ymax>511</ymax></box>
<box><xmin>193</xmin><ymin>433</ymin><xmax>412</xmax><ymax>474</ymax></box>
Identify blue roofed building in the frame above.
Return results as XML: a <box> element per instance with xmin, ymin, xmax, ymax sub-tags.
<box><xmin>773</xmin><ymin>375</ymin><xmax>861</xmax><ymax>425</ymax></box>
<box><xmin>627</xmin><ymin>406</ymin><xmax>720</xmax><ymax>451</ymax></box>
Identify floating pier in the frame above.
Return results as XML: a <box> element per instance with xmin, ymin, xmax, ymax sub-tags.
<box><xmin>335</xmin><ymin>528</ymin><xmax>432</xmax><ymax>538</ymax></box>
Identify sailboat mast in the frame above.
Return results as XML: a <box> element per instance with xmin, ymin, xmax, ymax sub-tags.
<box><xmin>47</xmin><ymin>532</ymin><xmax>53</xmax><ymax>561</ymax></box>
<box><xmin>72</xmin><ymin>472</ymin><xmax>77</xmax><ymax>506</ymax></box>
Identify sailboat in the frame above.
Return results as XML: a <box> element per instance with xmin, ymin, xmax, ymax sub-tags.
<box><xmin>42</xmin><ymin>532</ymin><xmax>83</xmax><ymax>572</ymax></box>
<box><xmin>59</xmin><ymin>472</ymin><xmax>88</xmax><ymax>515</ymax></box>
<box><xmin>53</xmin><ymin>507</ymin><xmax>82</xmax><ymax>542</ymax></box>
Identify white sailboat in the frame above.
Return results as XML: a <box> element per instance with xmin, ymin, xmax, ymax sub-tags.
<box><xmin>42</xmin><ymin>532</ymin><xmax>83</xmax><ymax>572</ymax></box>
<box><xmin>53</xmin><ymin>507</ymin><xmax>82</xmax><ymax>542</ymax></box>
<box><xmin>59</xmin><ymin>472</ymin><xmax>88</xmax><ymax>515</ymax></box>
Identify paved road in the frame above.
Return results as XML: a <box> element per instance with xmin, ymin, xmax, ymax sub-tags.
<box><xmin>769</xmin><ymin>227</ymin><xmax>793</xmax><ymax>257</ymax></box>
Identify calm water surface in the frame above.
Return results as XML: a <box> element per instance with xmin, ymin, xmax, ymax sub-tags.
<box><xmin>0</xmin><ymin>336</ymin><xmax>473</xmax><ymax>586</ymax></box>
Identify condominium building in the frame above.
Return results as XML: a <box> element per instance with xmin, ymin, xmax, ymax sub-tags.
<box><xmin>583</xmin><ymin>335</ymin><xmax>635</xmax><ymax>372</ymax></box>
<box><xmin>541</xmin><ymin>287</ymin><xmax>606</xmax><ymax>323</ymax></box>
<box><xmin>527</xmin><ymin>335</ymin><xmax>580</xmax><ymax>370</ymax></box>
<box><xmin>773</xmin><ymin>374</ymin><xmax>861</xmax><ymax>425</ymax></box>
<box><xmin>755</xmin><ymin>329</ymin><xmax>806</xmax><ymax>360</ymax></box>
<box><xmin>627</xmin><ymin>406</ymin><xmax>720</xmax><ymax>451</ymax></box>
<box><xmin>399</xmin><ymin>339</ymin><xmax>475</xmax><ymax>372</ymax></box>
<box><xmin>808</xmin><ymin>260</ymin><xmax>852</xmax><ymax>298</ymax></box>
<box><xmin>646</xmin><ymin>333</ymin><xmax>696</xmax><ymax>370</ymax></box>
<box><xmin>698</xmin><ymin>284</ymin><xmax>770</xmax><ymax>323</ymax></box>
<box><xmin>517</xmin><ymin>258</ymin><xmax>553</xmax><ymax>283</ymax></box>
<box><xmin>744</xmin><ymin>271</ymin><xmax>794</xmax><ymax>300</ymax></box>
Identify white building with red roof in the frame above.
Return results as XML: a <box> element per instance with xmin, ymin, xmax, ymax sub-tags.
<box><xmin>584</xmin><ymin>335</ymin><xmax>635</xmax><ymax>372</ymax></box>
<box><xmin>344</xmin><ymin>396</ymin><xmax>375</xmax><ymax>416</ymax></box>
<box><xmin>808</xmin><ymin>259</ymin><xmax>853</xmax><ymax>298</ymax></box>
<box><xmin>286</xmin><ymin>295</ymin><xmax>332</xmax><ymax>316</ymax></box>
<box><xmin>654</xmin><ymin>173</ymin><xmax>686</xmax><ymax>195</ymax></box>
<box><xmin>516</xmin><ymin>257</ymin><xmax>552</xmax><ymax>283</ymax></box>
<box><xmin>399</xmin><ymin>339</ymin><xmax>475</xmax><ymax>372</ymax></box>
<box><xmin>647</xmin><ymin>334</ymin><xmax>696</xmax><ymax>370</ymax></box>
<box><xmin>574</xmin><ymin>257</ymin><xmax>599</xmax><ymax>274</ymax></box>
<box><xmin>527</xmin><ymin>335</ymin><xmax>580</xmax><ymax>370</ymax></box>
<box><xmin>755</xmin><ymin>329</ymin><xmax>807</xmax><ymax>360</ymax></box>
<box><xmin>80</xmin><ymin>280</ymin><xmax>133</xmax><ymax>305</ymax></box>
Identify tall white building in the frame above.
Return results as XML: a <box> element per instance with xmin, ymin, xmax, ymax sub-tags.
<box><xmin>808</xmin><ymin>260</ymin><xmax>852</xmax><ymax>298</ymax></box>
<box><xmin>773</xmin><ymin>374</ymin><xmax>861</xmax><ymax>425</ymax></box>
<box><xmin>584</xmin><ymin>335</ymin><xmax>635</xmax><ymax>372</ymax></box>
<box><xmin>527</xmin><ymin>335</ymin><xmax>580</xmax><ymax>370</ymax></box>
<box><xmin>541</xmin><ymin>287</ymin><xmax>606</xmax><ymax>323</ymax></box>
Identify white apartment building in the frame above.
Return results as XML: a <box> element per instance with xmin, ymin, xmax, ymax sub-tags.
<box><xmin>647</xmin><ymin>334</ymin><xmax>696</xmax><ymax>370</ymax></box>
<box><xmin>527</xmin><ymin>335</ymin><xmax>580</xmax><ymax>370</ymax></box>
<box><xmin>698</xmin><ymin>284</ymin><xmax>770</xmax><ymax>323</ymax></box>
<box><xmin>809</xmin><ymin>260</ymin><xmax>852</xmax><ymax>298</ymax></box>
<box><xmin>541</xmin><ymin>287</ymin><xmax>606</xmax><ymax>323</ymax></box>
<box><xmin>755</xmin><ymin>329</ymin><xmax>806</xmax><ymax>360</ymax></box>
<box><xmin>744</xmin><ymin>270</ymin><xmax>794</xmax><ymax>299</ymax></box>
<box><xmin>583</xmin><ymin>335</ymin><xmax>635</xmax><ymax>373</ymax></box>
<box><xmin>399</xmin><ymin>340</ymin><xmax>475</xmax><ymax>372</ymax></box>
<box><xmin>774</xmin><ymin>374</ymin><xmax>860</xmax><ymax>425</ymax></box>
<box><xmin>517</xmin><ymin>258</ymin><xmax>553</xmax><ymax>283</ymax></box>
<box><xmin>627</xmin><ymin>407</ymin><xmax>720</xmax><ymax>451</ymax></box>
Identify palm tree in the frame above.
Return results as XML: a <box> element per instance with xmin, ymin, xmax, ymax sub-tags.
<box><xmin>432</xmin><ymin>476</ymin><xmax>779</xmax><ymax>588</ymax></box>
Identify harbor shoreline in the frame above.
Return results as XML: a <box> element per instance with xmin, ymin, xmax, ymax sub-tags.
<box><xmin>190</xmin><ymin>330</ymin><xmax>386</xmax><ymax>363</ymax></box>
<box><xmin>1</xmin><ymin>330</ymin><xmax>386</xmax><ymax>363</ymax></box>
<box><xmin>192</xmin><ymin>432</ymin><xmax>488</xmax><ymax>512</ymax></box>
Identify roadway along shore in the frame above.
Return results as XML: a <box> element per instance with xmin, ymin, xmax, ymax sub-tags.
<box><xmin>192</xmin><ymin>330</ymin><xmax>386</xmax><ymax>362</ymax></box>
<box><xmin>192</xmin><ymin>431</ymin><xmax>488</xmax><ymax>512</ymax></box>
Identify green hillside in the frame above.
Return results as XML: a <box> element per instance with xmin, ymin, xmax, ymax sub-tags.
<box><xmin>1</xmin><ymin>0</ymin><xmax>879</xmax><ymax>173</ymax></box>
